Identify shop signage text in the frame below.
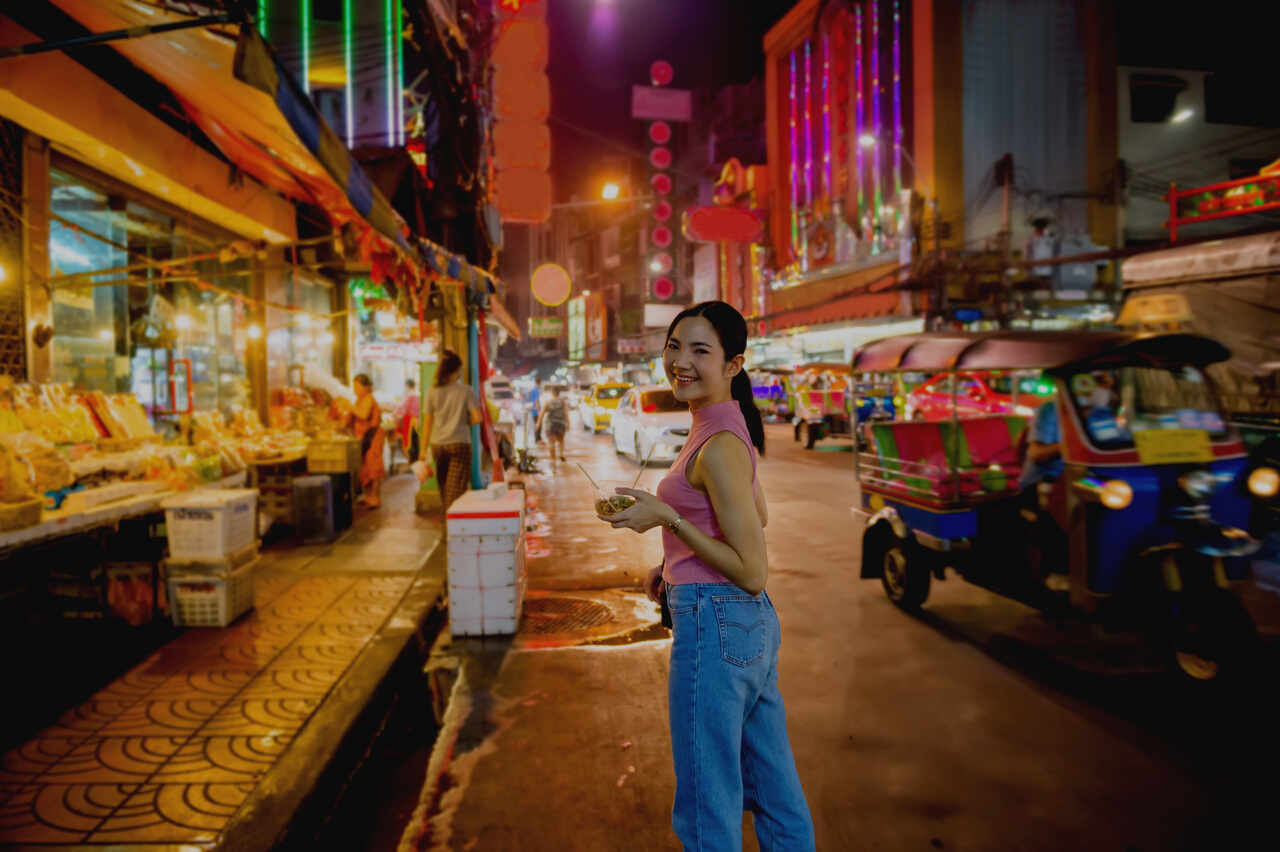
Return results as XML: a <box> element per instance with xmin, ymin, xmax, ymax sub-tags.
<box><xmin>528</xmin><ymin>316</ymin><xmax>565</xmax><ymax>337</ymax></box>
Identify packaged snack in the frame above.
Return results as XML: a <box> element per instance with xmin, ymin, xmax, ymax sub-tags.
<box><xmin>0</xmin><ymin>444</ymin><xmax>35</xmax><ymax>503</ymax></box>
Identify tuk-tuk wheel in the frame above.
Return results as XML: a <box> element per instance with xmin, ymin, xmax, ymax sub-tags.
<box><xmin>799</xmin><ymin>421</ymin><xmax>817</xmax><ymax>450</ymax></box>
<box><xmin>1148</xmin><ymin>586</ymin><xmax>1257</xmax><ymax>688</ymax></box>
<box><xmin>877</xmin><ymin>536</ymin><xmax>930</xmax><ymax>611</ymax></box>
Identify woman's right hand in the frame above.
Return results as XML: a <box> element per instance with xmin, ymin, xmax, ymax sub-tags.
<box><xmin>643</xmin><ymin>564</ymin><xmax>665</xmax><ymax>604</ymax></box>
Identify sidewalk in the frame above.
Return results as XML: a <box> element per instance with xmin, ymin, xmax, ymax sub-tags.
<box><xmin>403</xmin><ymin>456</ymin><xmax>681</xmax><ymax>852</ymax></box>
<box><xmin>0</xmin><ymin>474</ymin><xmax>445</xmax><ymax>849</ymax></box>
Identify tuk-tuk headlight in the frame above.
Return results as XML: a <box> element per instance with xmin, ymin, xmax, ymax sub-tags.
<box><xmin>1101</xmin><ymin>479</ymin><xmax>1133</xmax><ymax>510</ymax></box>
<box><xmin>1248</xmin><ymin>466</ymin><xmax>1280</xmax><ymax>499</ymax></box>
<box><xmin>1178</xmin><ymin>469</ymin><xmax>1218</xmax><ymax>502</ymax></box>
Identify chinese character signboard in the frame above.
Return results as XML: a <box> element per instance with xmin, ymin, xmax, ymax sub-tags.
<box><xmin>529</xmin><ymin>316</ymin><xmax>565</xmax><ymax>337</ymax></box>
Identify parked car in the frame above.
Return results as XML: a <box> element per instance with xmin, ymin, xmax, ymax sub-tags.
<box><xmin>579</xmin><ymin>382</ymin><xmax>632</xmax><ymax>433</ymax></box>
<box><xmin>486</xmin><ymin>377</ymin><xmax>518</xmax><ymax>416</ymax></box>
<box><xmin>904</xmin><ymin>370</ymin><xmax>1053</xmax><ymax>421</ymax></box>
<box><xmin>612</xmin><ymin>386</ymin><xmax>692</xmax><ymax>463</ymax></box>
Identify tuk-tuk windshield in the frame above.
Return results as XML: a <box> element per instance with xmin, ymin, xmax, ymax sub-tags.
<box><xmin>986</xmin><ymin>373</ymin><xmax>1053</xmax><ymax>397</ymax></box>
<box><xmin>1067</xmin><ymin>365</ymin><xmax>1229</xmax><ymax>447</ymax></box>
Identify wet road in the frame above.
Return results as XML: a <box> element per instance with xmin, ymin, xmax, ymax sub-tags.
<box><xmin>513</xmin><ymin>410</ymin><xmax>1280</xmax><ymax>850</ymax></box>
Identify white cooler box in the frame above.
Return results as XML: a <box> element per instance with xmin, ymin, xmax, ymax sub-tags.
<box><xmin>446</xmin><ymin>489</ymin><xmax>526</xmax><ymax>636</ymax></box>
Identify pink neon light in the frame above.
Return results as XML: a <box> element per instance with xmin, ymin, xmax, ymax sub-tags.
<box><xmin>789</xmin><ymin>50</ymin><xmax>799</xmax><ymax>258</ymax></box>
<box><xmin>871</xmin><ymin>0</ymin><xmax>882</xmax><ymax>220</ymax></box>
<box><xmin>854</xmin><ymin>9</ymin><xmax>864</xmax><ymax>227</ymax></box>
<box><xmin>893</xmin><ymin>0</ymin><xmax>903</xmax><ymax>193</ymax></box>
<box><xmin>823</xmin><ymin>32</ymin><xmax>832</xmax><ymax>202</ymax></box>
<box><xmin>804</xmin><ymin>39</ymin><xmax>813</xmax><ymax>208</ymax></box>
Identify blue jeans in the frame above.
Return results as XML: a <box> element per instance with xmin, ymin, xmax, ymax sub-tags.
<box><xmin>667</xmin><ymin>583</ymin><xmax>815</xmax><ymax>851</ymax></box>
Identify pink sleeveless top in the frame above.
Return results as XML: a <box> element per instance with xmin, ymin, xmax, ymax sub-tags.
<box><xmin>656</xmin><ymin>400</ymin><xmax>758</xmax><ymax>585</ymax></box>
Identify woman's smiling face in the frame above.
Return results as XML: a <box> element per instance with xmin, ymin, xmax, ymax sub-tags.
<box><xmin>664</xmin><ymin>316</ymin><xmax>739</xmax><ymax>405</ymax></box>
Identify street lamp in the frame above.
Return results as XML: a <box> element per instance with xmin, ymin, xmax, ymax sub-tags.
<box><xmin>602</xmin><ymin>183</ymin><xmax>620</xmax><ymax>200</ymax></box>
<box><xmin>858</xmin><ymin>134</ymin><xmax>940</xmax><ymax>254</ymax></box>
<box><xmin>1172</xmin><ymin>108</ymin><xmax>1194</xmax><ymax>123</ymax></box>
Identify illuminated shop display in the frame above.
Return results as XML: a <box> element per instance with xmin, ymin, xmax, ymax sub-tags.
<box><xmin>782</xmin><ymin>0</ymin><xmax>906</xmax><ymax>280</ymax></box>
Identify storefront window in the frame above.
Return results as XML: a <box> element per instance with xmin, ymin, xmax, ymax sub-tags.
<box><xmin>266</xmin><ymin>272</ymin><xmax>336</xmax><ymax>394</ymax></box>
<box><xmin>49</xmin><ymin>164</ymin><xmax>251</xmax><ymax>427</ymax></box>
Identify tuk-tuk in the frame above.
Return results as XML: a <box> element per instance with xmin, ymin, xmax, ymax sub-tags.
<box><xmin>749</xmin><ymin>368</ymin><xmax>794</xmax><ymax>421</ymax></box>
<box><xmin>792</xmin><ymin>362</ymin><xmax>855</xmax><ymax>449</ymax></box>
<box><xmin>853</xmin><ymin>330</ymin><xmax>1276</xmax><ymax>686</ymax></box>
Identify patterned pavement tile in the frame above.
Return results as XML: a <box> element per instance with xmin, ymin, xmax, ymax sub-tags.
<box><xmin>0</xmin><ymin>783</ymin><xmax>135</xmax><ymax>843</ymax></box>
<box><xmin>87</xmin><ymin>782</ymin><xmax>254</xmax><ymax>843</ymax></box>
<box><xmin>238</xmin><ymin>668</ymin><xmax>345</xmax><ymax>700</ymax></box>
<box><xmin>269</xmin><ymin>642</ymin><xmax>364</xmax><ymax>669</ymax></box>
<box><xmin>292</xmin><ymin>621</ymin><xmax>381</xmax><ymax>645</ymax></box>
<box><xmin>98</xmin><ymin>700</ymin><xmax>224</xmax><ymax>737</ymax></box>
<box><xmin>200</xmin><ymin>698</ymin><xmax>320</xmax><ymax>737</ymax></box>
<box><xmin>0</xmin><ymin>739</ymin><xmax>82</xmax><ymax>785</ymax></box>
<box><xmin>39</xmin><ymin>738</ymin><xmax>185</xmax><ymax>785</ymax></box>
<box><xmin>37</xmin><ymin>700</ymin><xmax>135</xmax><ymax>740</ymax></box>
<box><xmin>150</xmin><ymin>668</ymin><xmax>259</xmax><ymax>699</ymax></box>
<box><xmin>152</xmin><ymin>736</ymin><xmax>290</xmax><ymax>784</ymax></box>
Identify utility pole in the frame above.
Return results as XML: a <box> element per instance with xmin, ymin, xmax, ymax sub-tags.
<box><xmin>996</xmin><ymin>153</ymin><xmax>1014</xmax><ymax>328</ymax></box>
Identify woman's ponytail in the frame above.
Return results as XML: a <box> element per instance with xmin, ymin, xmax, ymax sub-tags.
<box><xmin>731</xmin><ymin>369</ymin><xmax>765</xmax><ymax>457</ymax></box>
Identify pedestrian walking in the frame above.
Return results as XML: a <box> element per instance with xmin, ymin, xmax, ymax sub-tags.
<box><xmin>349</xmin><ymin>374</ymin><xmax>385</xmax><ymax>509</ymax></box>
<box><xmin>420</xmin><ymin>349</ymin><xmax>483</xmax><ymax>514</ymax></box>
<box><xmin>394</xmin><ymin>378</ymin><xmax>421</xmax><ymax>463</ymax></box>
<box><xmin>535</xmin><ymin>385</ymin><xmax>568</xmax><ymax>472</ymax></box>
<box><xmin>597</xmin><ymin>300</ymin><xmax>816</xmax><ymax>851</ymax></box>
<box><xmin>527</xmin><ymin>376</ymin><xmax>544</xmax><ymax>443</ymax></box>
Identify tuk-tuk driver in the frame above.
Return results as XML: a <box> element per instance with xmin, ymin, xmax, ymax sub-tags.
<box><xmin>1018</xmin><ymin>398</ymin><xmax>1063</xmax><ymax>493</ymax></box>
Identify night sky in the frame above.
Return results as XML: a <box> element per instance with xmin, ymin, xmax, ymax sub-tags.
<box><xmin>544</xmin><ymin>0</ymin><xmax>1280</xmax><ymax>202</ymax></box>
<box><xmin>546</xmin><ymin>0</ymin><xmax>794</xmax><ymax>201</ymax></box>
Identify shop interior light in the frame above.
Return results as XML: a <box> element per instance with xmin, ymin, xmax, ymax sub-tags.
<box><xmin>582</xmin><ymin>290</ymin><xmax>591</xmax><ymax>296</ymax></box>
<box><xmin>175</xmin><ymin>314</ymin><xmax>193</xmax><ymax>330</ymax></box>
<box><xmin>0</xmin><ymin>264</ymin><xmax>6</xmax><ymax>282</ymax></box>
<box><xmin>247</xmin><ymin>323</ymin><xmax>263</xmax><ymax>340</ymax></box>
<box><xmin>321</xmin><ymin>331</ymin><xmax>336</xmax><ymax>345</ymax></box>
<box><xmin>858</xmin><ymin>133</ymin><xmax>878</xmax><ymax>148</ymax></box>
<box><xmin>98</xmin><ymin>329</ymin><xmax>113</xmax><ymax>341</ymax></box>
<box><xmin>296</xmin><ymin>313</ymin><xmax>311</xmax><ymax>327</ymax></box>
<box><xmin>1172</xmin><ymin>108</ymin><xmax>1194</xmax><ymax>123</ymax></box>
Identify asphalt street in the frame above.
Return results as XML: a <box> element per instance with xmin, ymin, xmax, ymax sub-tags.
<box><xmin>486</xmin><ymin>408</ymin><xmax>1280</xmax><ymax>851</ymax></box>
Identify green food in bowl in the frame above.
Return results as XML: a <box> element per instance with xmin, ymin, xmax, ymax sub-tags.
<box><xmin>595</xmin><ymin>494</ymin><xmax>636</xmax><ymax>516</ymax></box>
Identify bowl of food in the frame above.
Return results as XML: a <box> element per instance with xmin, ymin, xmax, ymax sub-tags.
<box><xmin>594</xmin><ymin>480</ymin><xmax>642</xmax><ymax>516</ymax></box>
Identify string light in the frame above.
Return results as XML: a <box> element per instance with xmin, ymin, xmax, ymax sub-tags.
<box><xmin>789</xmin><ymin>50</ymin><xmax>799</xmax><ymax>261</ymax></box>
<box><xmin>344</xmin><ymin>0</ymin><xmax>355</xmax><ymax>146</ymax></box>
<box><xmin>871</xmin><ymin>0</ymin><xmax>882</xmax><ymax>228</ymax></box>
<box><xmin>854</xmin><ymin>10</ymin><xmax>864</xmax><ymax>228</ymax></box>
<box><xmin>175</xmin><ymin>314</ymin><xmax>193</xmax><ymax>330</ymax></box>
<box><xmin>301</xmin><ymin>0</ymin><xmax>311</xmax><ymax>95</ymax></box>
<box><xmin>248</xmin><ymin>324</ymin><xmax>263</xmax><ymax>340</ymax></box>
<box><xmin>893</xmin><ymin>0</ymin><xmax>903</xmax><ymax>194</ymax></box>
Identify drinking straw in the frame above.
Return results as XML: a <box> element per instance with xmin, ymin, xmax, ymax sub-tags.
<box><xmin>577</xmin><ymin>463</ymin><xmax>600</xmax><ymax>491</ymax></box>
<box><xmin>631</xmin><ymin>444</ymin><xmax>656</xmax><ymax>490</ymax></box>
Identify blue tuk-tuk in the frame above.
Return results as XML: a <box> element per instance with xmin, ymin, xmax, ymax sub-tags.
<box><xmin>853</xmin><ymin>330</ymin><xmax>1277</xmax><ymax>686</ymax></box>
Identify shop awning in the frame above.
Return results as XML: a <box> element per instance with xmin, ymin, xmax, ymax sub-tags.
<box><xmin>485</xmin><ymin>299</ymin><xmax>522</xmax><ymax>341</ymax></box>
<box><xmin>44</xmin><ymin>0</ymin><xmax>408</xmax><ymax>254</ymax></box>
<box><xmin>766</xmin><ymin>290</ymin><xmax>903</xmax><ymax>333</ymax></box>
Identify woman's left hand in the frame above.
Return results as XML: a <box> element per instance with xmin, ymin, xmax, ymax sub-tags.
<box><xmin>597</xmin><ymin>488</ymin><xmax>671</xmax><ymax>533</ymax></box>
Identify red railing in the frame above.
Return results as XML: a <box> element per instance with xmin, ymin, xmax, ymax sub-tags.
<box><xmin>1164</xmin><ymin>170</ymin><xmax>1280</xmax><ymax>241</ymax></box>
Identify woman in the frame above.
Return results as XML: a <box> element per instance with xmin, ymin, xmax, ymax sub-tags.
<box><xmin>421</xmin><ymin>348</ymin><xmax>483</xmax><ymax>514</ymax></box>
<box><xmin>534</xmin><ymin>385</ymin><xmax>568</xmax><ymax>472</ymax></box>
<box><xmin>350</xmin><ymin>374</ymin><xmax>385</xmax><ymax>509</ymax></box>
<box><xmin>598</xmin><ymin>301</ymin><xmax>815</xmax><ymax>850</ymax></box>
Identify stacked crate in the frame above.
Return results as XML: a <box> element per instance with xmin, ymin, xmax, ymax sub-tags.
<box><xmin>446</xmin><ymin>487</ymin><xmax>526</xmax><ymax>636</ymax></box>
<box><xmin>161</xmin><ymin>489</ymin><xmax>259</xmax><ymax>627</ymax></box>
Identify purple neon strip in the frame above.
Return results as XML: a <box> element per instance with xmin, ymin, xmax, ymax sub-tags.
<box><xmin>854</xmin><ymin>10</ymin><xmax>864</xmax><ymax>228</ymax></box>
<box><xmin>893</xmin><ymin>0</ymin><xmax>902</xmax><ymax>194</ymax></box>
<box><xmin>790</xmin><ymin>50</ymin><xmax>799</xmax><ymax>259</ymax></box>
<box><xmin>823</xmin><ymin>32</ymin><xmax>832</xmax><ymax>201</ymax></box>
<box><xmin>804</xmin><ymin>39</ymin><xmax>813</xmax><ymax>208</ymax></box>
<box><xmin>871</xmin><ymin>0</ymin><xmax>882</xmax><ymax>223</ymax></box>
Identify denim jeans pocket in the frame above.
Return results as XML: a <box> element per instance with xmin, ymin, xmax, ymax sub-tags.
<box><xmin>712</xmin><ymin>595</ymin><xmax>767</xmax><ymax>666</ymax></box>
<box><xmin>667</xmin><ymin>585</ymin><xmax>698</xmax><ymax>614</ymax></box>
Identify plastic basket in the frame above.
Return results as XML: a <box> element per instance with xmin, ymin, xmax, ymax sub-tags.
<box><xmin>168</xmin><ymin>557</ymin><xmax>257</xmax><ymax>627</ymax></box>
<box><xmin>162</xmin><ymin>489</ymin><xmax>258</xmax><ymax>559</ymax></box>
<box><xmin>0</xmin><ymin>498</ymin><xmax>43</xmax><ymax>531</ymax></box>
<box><xmin>307</xmin><ymin>439</ymin><xmax>362</xmax><ymax>474</ymax></box>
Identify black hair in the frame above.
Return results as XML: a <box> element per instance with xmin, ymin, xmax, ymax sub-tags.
<box><xmin>665</xmin><ymin>300</ymin><xmax>764</xmax><ymax>456</ymax></box>
<box><xmin>405</xmin><ymin>378</ymin><xmax>416</xmax><ymax>390</ymax></box>
<box><xmin>436</xmin><ymin>349</ymin><xmax>463</xmax><ymax>387</ymax></box>
<box><xmin>353</xmin><ymin>373</ymin><xmax>372</xmax><ymax>389</ymax></box>
<box><xmin>551</xmin><ymin>385</ymin><xmax>562</xmax><ymax>396</ymax></box>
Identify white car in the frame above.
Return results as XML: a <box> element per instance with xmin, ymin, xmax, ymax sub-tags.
<box><xmin>612</xmin><ymin>385</ymin><xmax>692</xmax><ymax>463</ymax></box>
<box><xmin>486</xmin><ymin>378</ymin><xmax>517</xmax><ymax>416</ymax></box>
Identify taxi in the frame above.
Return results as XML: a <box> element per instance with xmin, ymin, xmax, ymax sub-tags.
<box><xmin>579</xmin><ymin>382</ymin><xmax>632</xmax><ymax>433</ymax></box>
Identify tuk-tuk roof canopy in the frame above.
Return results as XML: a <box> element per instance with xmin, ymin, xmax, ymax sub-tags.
<box><xmin>849</xmin><ymin>331</ymin><xmax>1231</xmax><ymax>374</ymax></box>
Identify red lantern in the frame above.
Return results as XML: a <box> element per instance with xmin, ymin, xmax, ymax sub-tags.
<box><xmin>651</xmin><ymin>174</ymin><xmax>672</xmax><ymax>195</ymax></box>
<box><xmin>652</xmin><ymin>277</ymin><xmax>675</xmax><ymax>300</ymax></box>
<box><xmin>651</xmin><ymin>60</ymin><xmax>674</xmax><ymax>87</ymax></box>
<box><xmin>653</xmin><ymin>200</ymin><xmax>673</xmax><ymax>222</ymax></box>
<box><xmin>652</xmin><ymin>226</ymin><xmax>673</xmax><ymax>247</ymax></box>
<box><xmin>649</xmin><ymin>122</ymin><xmax>672</xmax><ymax>145</ymax></box>
<box><xmin>650</xmin><ymin>147</ymin><xmax>672</xmax><ymax>170</ymax></box>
